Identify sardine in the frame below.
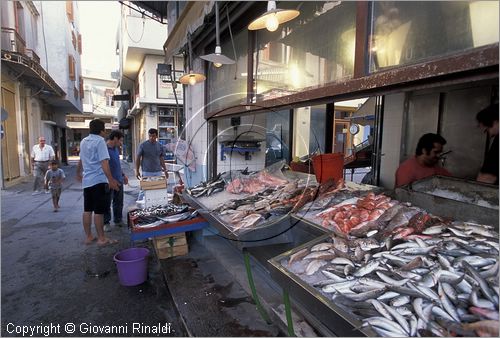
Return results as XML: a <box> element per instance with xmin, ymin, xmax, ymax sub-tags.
<box><xmin>354</xmin><ymin>260</ymin><xmax>380</xmax><ymax>277</ymax></box>
<box><xmin>378</xmin><ymin>301</ymin><xmax>410</xmax><ymax>335</ymax></box>
<box><xmin>361</xmin><ymin>317</ymin><xmax>407</xmax><ymax>336</ymax></box>
<box><xmin>343</xmin><ymin>288</ymin><xmax>386</xmax><ymax>302</ymax></box>
<box><xmin>369</xmin><ymin>299</ymin><xmax>393</xmax><ymax>320</ymax></box>
<box><xmin>390</xmin><ymin>295</ymin><xmax>411</xmax><ymax>307</ymax></box>
<box><xmin>463</xmin><ymin>261</ymin><xmax>498</xmax><ymax>306</ymax></box>
<box><xmin>437</xmin><ymin>283</ymin><xmax>460</xmax><ymax>322</ymax></box>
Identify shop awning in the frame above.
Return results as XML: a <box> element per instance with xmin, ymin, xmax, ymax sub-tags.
<box><xmin>162</xmin><ymin>1</ymin><xmax>214</xmax><ymax>62</ymax></box>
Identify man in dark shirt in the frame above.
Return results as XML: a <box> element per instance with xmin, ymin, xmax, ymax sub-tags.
<box><xmin>104</xmin><ymin>130</ymin><xmax>128</xmax><ymax>231</ymax></box>
<box><xmin>476</xmin><ymin>103</ymin><xmax>499</xmax><ymax>185</ymax></box>
<box><xmin>135</xmin><ymin>128</ymin><xmax>168</xmax><ymax>179</ymax></box>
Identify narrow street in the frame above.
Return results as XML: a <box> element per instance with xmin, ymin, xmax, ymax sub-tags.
<box><xmin>1</xmin><ymin>160</ymin><xmax>281</xmax><ymax>337</ymax></box>
<box><xmin>1</xmin><ymin>160</ymin><xmax>187</xmax><ymax>337</ymax></box>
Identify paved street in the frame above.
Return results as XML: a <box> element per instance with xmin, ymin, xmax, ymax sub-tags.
<box><xmin>1</xmin><ymin>160</ymin><xmax>187</xmax><ymax>337</ymax></box>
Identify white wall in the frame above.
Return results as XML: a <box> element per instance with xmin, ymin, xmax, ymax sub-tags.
<box><xmin>40</xmin><ymin>1</ymin><xmax>82</xmax><ymax>112</ymax></box>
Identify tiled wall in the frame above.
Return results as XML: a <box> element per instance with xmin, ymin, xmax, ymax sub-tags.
<box><xmin>217</xmin><ymin>113</ymin><xmax>267</xmax><ymax>174</ymax></box>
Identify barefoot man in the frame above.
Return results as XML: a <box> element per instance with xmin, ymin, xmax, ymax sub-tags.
<box><xmin>76</xmin><ymin>119</ymin><xmax>120</xmax><ymax>246</ymax></box>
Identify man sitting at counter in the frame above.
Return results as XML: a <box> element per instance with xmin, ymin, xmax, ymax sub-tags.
<box><xmin>395</xmin><ymin>133</ymin><xmax>452</xmax><ymax>188</ymax></box>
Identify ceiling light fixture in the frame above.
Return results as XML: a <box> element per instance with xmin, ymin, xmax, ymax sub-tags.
<box><xmin>179</xmin><ymin>34</ymin><xmax>206</xmax><ymax>86</ymax></box>
<box><xmin>248</xmin><ymin>1</ymin><xmax>300</xmax><ymax>32</ymax></box>
<box><xmin>200</xmin><ymin>2</ymin><xmax>235</xmax><ymax>68</ymax></box>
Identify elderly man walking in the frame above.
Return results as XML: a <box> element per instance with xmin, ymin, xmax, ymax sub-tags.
<box><xmin>31</xmin><ymin>136</ymin><xmax>55</xmax><ymax>195</ymax></box>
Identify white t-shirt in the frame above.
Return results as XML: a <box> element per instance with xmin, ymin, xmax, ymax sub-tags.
<box><xmin>31</xmin><ymin>144</ymin><xmax>55</xmax><ymax>161</ymax></box>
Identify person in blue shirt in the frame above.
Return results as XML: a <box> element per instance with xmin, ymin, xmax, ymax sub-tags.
<box><xmin>104</xmin><ymin>130</ymin><xmax>128</xmax><ymax>231</ymax></box>
<box><xmin>76</xmin><ymin>119</ymin><xmax>120</xmax><ymax>246</ymax></box>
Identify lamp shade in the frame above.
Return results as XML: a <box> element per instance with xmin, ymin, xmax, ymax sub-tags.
<box><xmin>179</xmin><ymin>71</ymin><xmax>206</xmax><ymax>86</ymax></box>
<box><xmin>248</xmin><ymin>1</ymin><xmax>300</xmax><ymax>31</ymax></box>
<box><xmin>200</xmin><ymin>51</ymin><xmax>235</xmax><ymax>65</ymax></box>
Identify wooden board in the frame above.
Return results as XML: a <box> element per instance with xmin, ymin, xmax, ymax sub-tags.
<box><xmin>140</xmin><ymin>176</ymin><xmax>167</xmax><ymax>190</ymax></box>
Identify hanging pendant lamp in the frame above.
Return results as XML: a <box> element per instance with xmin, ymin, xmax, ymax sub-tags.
<box><xmin>179</xmin><ymin>34</ymin><xmax>206</xmax><ymax>86</ymax></box>
<box><xmin>200</xmin><ymin>2</ymin><xmax>235</xmax><ymax>68</ymax></box>
<box><xmin>248</xmin><ymin>1</ymin><xmax>300</xmax><ymax>32</ymax></box>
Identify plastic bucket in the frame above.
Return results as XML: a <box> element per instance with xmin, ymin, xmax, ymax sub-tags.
<box><xmin>113</xmin><ymin>247</ymin><xmax>149</xmax><ymax>286</ymax></box>
<box><xmin>312</xmin><ymin>153</ymin><xmax>344</xmax><ymax>183</ymax></box>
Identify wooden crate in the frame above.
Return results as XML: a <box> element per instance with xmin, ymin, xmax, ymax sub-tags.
<box><xmin>152</xmin><ymin>233</ymin><xmax>189</xmax><ymax>259</ymax></box>
<box><xmin>140</xmin><ymin>176</ymin><xmax>167</xmax><ymax>190</ymax></box>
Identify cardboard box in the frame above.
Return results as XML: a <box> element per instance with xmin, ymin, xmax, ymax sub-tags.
<box><xmin>140</xmin><ymin>176</ymin><xmax>167</xmax><ymax>190</ymax></box>
<box><xmin>152</xmin><ymin>233</ymin><xmax>189</xmax><ymax>259</ymax></box>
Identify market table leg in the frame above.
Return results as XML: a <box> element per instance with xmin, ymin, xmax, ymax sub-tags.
<box><xmin>283</xmin><ymin>289</ymin><xmax>295</xmax><ymax>337</ymax></box>
<box><xmin>243</xmin><ymin>249</ymin><xmax>272</xmax><ymax>324</ymax></box>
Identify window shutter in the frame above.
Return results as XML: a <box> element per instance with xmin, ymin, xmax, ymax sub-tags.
<box><xmin>66</xmin><ymin>1</ymin><xmax>73</xmax><ymax>22</ymax></box>
<box><xmin>79</xmin><ymin>76</ymin><xmax>84</xmax><ymax>99</ymax></box>
<box><xmin>77</xmin><ymin>34</ymin><xmax>82</xmax><ymax>54</ymax></box>
<box><xmin>68</xmin><ymin>55</ymin><xmax>75</xmax><ymax>80</ymax></box>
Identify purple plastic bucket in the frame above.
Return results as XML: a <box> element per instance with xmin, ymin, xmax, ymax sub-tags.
<box><xmin>113</xmin><ymin>247</ymin><xmax>149</xmax><ymax>286</ymax></box>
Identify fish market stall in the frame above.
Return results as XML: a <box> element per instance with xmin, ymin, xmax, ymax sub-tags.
<box><xmin>128</xmin><ymin>203</ymin><xmax>208</xmax><ymax>241</ymax></box>
<box><xmin>395</xmin><ymin>176</ymin><xmax>499</xmax><ymax>229</ymax></box>
<box><xmin>268</xmin><ymin>191</ymin><xmax>500</xmax><ymax>337</ymax></box>
<box><xmin>182</xmin><ymin>162</ymin><xmax>332</xmax><ymax>249</ymax></box>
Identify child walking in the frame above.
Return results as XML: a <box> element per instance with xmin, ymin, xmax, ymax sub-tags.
<box><xmin>45</xmin><ymin>160</ymin><xmax>66</xmax><ymax>212</ymax></box>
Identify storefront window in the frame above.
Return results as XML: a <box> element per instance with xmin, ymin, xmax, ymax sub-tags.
<box><xmin>369</xmin><ymin>1</ymin><xmax>499</xmax><ymax>72</ymax></box>
<box><xmin>265</xmin><ymin>109</ymin><xmax>291</xmax><ymax>167</ymax></box>
<box><xmin>292</xmin><ymin>105</ymin><xmax>327</xmax><ymax>159</ymax></box>
<box><xmin>253</xmin><ymin>1</ymin><xmax>356</xmax><ymax>102</ymax></box>
<box><xmin>207</xmin><ymin>28</ymin><xmax>248</xmax><ymax>113</ymax></box>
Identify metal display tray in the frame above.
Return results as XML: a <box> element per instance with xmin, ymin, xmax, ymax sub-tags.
<box><xmin>395</xmin><ymin>175</ymin><xmax>499</xmax><ymax>229</ymax></box>
<box><xmin>268</xmin><ymin>234</ymin><xmax>375</xmax><ymax>337</ymax></box>
<box><xmin>182</xmin><ymin>192</ymin><xmax>294</xmax><ymax>249</ymax></box>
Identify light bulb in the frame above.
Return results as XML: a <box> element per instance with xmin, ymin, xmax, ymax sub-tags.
<box><xmin>188</xmin><ymin>75</ymin><xmax>197</xmax><ymax>86</ymax></box>
<box><xmin>265</xmin><ymin>14</ymin><xmax>279</xmax><ymax>32</ymax></box>
<box><xmin>213</xmin><ymin>62</ymin><xmax>222</xmax><ymax>68</ymax></box>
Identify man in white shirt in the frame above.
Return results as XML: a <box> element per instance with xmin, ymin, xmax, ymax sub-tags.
<box><xmin>31</xmin><ymin>137</ymin><xmax>55</xmax><ymax>195</ymax></box>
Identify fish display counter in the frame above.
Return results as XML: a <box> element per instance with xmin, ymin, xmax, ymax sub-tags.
<box><xmin>395</xmin><ymin>176</ymin><xmax>499</xmax><ymax>229</ymax></box>
<box><xmin>268</xmin><ymin>191</ymin><xmax>500</xmax><ymax>337</ymax></box>
<box><xmin>182</xmin><ymin>162</ymin><xmax>334</xmax><ymax>249</ymax></box>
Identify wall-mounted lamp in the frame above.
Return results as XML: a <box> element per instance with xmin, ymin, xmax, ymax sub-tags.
<box><xmin>200</xmin><ymin>2</ymin><xmax>235</xmax><ymax>68</ymax></box>
<box><xmin>157</xmin><ymin>63</ymin><xmax>172</xmax><ymax>83</ymax></box>
<box><xmin>248</xmin><ymin>1</ymin><xmax>300</xmax><ymax>32</ymax></box>
<box><xmin>179</xmin><ymin>34</ymin><xmax>206</xmax><ymax>86</ymax></box>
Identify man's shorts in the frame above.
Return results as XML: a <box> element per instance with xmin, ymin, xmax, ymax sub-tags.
<box><xmin>51</xmin><ymin>188</ymin><xmax>62</xmax><ymax>199</ymax></box>
<box><xmin>83</xmin><ymin>183</ymin><xmax>109</xmax><ymax>214</ymax></box>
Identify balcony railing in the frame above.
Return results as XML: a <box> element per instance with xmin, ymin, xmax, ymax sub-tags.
<box><xmin>1</xmin><ymin>27</ymin><xmax>26</xmax><ymax>54</ymax></box>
